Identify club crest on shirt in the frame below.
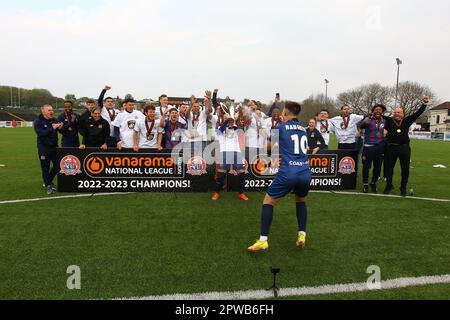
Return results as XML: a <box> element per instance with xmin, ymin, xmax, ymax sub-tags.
<box><xmin>338</xmin><ymin>156</ymin><xmax>356</xmax><ymax>175</ymax></box>
<box><xmin>60</xmin><ymin>155</ymin><xmax>82</xmax><ymax>175</ymax></box>
<box><xmin>127</xmin><ymin>120</ymin><xmax>136</xmax><ymax>129</ymax></box>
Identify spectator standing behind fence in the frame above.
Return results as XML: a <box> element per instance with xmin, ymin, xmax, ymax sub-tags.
<box><xmin>359</xmin><ymin>104</ymin><xmax>387</xmax><ymax>194</ymax></box>
<box><xmin>79</xmin><ymin>107</ymin><xmax>110</xmax><ymax>150</ymax></box>
<box><xmin>383</xmin><ymin>96</ymin><xmax>429</xmax><ymax>196</ymax></box>
<box><xmin>98</xmin><ymin>85</ymin><xmax>120</xmax><ymax>147</ymax></box>
<box><xmin>34</xmin><ymin>104</ymin><xmax>63</xmax><ymax>194</ymax></box>
<box><xmin>57</xmin><ymin>100</ymin><xmax>80</xmax><ymax>147</ymax></box>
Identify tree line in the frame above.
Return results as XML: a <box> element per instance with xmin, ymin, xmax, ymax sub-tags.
<box><xmin>1</xmin><ymin>82</ymin><xmax>436</xmax><ymax>119</ymax></box>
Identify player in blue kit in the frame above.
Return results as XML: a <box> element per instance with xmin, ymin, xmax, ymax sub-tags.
<box><xmin>248</xmin><ymin>101</ymin><xmax>312</xmax><ymax>252</ymax></box>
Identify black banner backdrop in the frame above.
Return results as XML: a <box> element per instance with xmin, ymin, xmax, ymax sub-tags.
<box><xmin>228</xmin><ymin>149</ymin><xmax>359</xmax><ymax>192</ymax></box>
<box><xmin>57</xmin><ymin>148</ymin><xmax>358</xmax><ymax>193</ymax></box>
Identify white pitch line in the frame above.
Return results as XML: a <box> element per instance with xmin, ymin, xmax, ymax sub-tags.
<box><xmin>311</xmin><ymin>190</ymin><xmax>450</xmax><ymax>203</ymax></box>
<box><xmin>116</xmin><ymin>274</ymin><xmax>450</xmax><ymax>300</ymax></box>
<box><xmin>1</xmin><ymin>190</ymin><xmax>449</xmax><ymax>205</ymax></box>
<box><xmin>0</xmin><ymin>192</ymin><xmax>134</xmax><ymax>205</ymax></box>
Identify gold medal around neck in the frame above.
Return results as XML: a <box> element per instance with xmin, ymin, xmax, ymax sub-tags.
<box><xmin>397</xmin><ymin>129</ymin><xmax>401</xmax><ymax>133</ymax></box>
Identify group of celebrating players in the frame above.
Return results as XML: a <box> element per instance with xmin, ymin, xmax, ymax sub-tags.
<box><xmin>34</xmin><ymin>86</ymin><xmax>430</xmax><ymax>252</ymax></box>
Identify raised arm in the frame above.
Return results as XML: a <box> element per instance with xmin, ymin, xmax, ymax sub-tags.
<box><xmin>186</xmin><ymin>95</ymin><xmax>196</xmax><ymax>120</ymax></box>
<box><xmin>406</xmin><ymin>96</ymin><xmax>429</xmax><ymax>125</ymax></box>
<box><xmin>212</xmin><ymin>89</ymin><xmax>219</xmax><ymax>109</ymax></box>
<box><xmin>204</xmin><ymin>90</ymin><xmax>212</xmax><ymax>117</ymax></box>
<box><xmin>267</xmin><ymin>94</ymin><xmax>280</xmax><ymax>117</ymax></box>
<box><xmin>98</xmin><ymin>85</ymin><xmax>111</xmax><ymax>109</ymax></box>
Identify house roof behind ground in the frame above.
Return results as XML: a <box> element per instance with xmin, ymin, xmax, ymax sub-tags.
<box><xmin>430</xmin><ymin>102</ymin><xmax>450</xmax><ymax>111</ymax></box>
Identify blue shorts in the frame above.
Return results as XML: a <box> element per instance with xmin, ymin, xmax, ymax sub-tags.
<box><xmin>218</xmin><ymin>151</ymin><xmax>245</xmax><ymax>172</ymax></box>
<box><xmin>267</xmin><ymin>169</ymin><xmax>312</xmax><ymax>199</ymax></box>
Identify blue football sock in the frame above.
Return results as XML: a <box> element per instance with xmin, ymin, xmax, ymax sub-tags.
<box><xmin>260</xmin><ymin>204</ymin><xmax>274</xmax><ymax>237</ymax></box>
<box><xmin>296</xmin><ymin>202</ymin><xmax>307</xmax><ymax>233</ymax></box>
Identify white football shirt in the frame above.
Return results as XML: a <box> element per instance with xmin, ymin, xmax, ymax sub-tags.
<box><xmin>134</xmin><ymin>118</ymin><xmax>164</xmax><ymax>148</ymax></box>
<box><xmin>112</xmin><ymin>109</ymin><xmax>145</xmax><ymax>148</ymax></box>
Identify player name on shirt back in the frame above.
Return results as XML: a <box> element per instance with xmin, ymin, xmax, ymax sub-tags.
<box><xmin>285</xmin><ymin>124</ymin><xmax>305</xmax><ymax>131</ymax></box>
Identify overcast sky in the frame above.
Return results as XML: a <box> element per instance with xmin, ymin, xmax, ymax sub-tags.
<box><xmin>1</xmin><ymin>0</ymin><xmax>449</xmax><ymax>103</ymax></box>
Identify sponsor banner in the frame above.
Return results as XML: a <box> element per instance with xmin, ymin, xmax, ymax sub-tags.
<box><xmin>57</xmin><ymin>148</ymin><xmax>212</xmax><ymax>192</ymax></box>
<box><xmin>57</xmin><ymin>148</ymin><xmax>358</xmax><ymax>193</ymax></box>
<box><xmin>0</xmin><ymin>121</ymin><xmax>33</xmax><ymax>128</ymax></box>
<box><xmin>227</xmin><ymin>149</ymin><xmax>358</xmax><ymax>192</ymax></box>
<box><xmin>409</xmin><ymin>131</ymin><xmax>432</xmax><ymax>140</ymax></box>
<box><xmin>431</xmin><ymin>132</ymin><xmax>450</xmax><ymax>141</ymax></box>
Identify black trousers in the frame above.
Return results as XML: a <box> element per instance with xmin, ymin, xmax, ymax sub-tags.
<box><xmin>384</xmin><ymin>143</ymin><xmax>411</xmax><ymax>190</ymax></box>
<box><xmin>362</xmin><ymin>143</ymin><xmax>385</xmax><ymax>184</ymax></box>
<box><xmin>39</xmin><ymin>150</ymin><xmax>58</xmax><ymax>186</ymax></box>
<box><xmin>338</xmin><ymin>143</ymin><xmax>356</xmax><ymax>150</ymax></box>
<box><xmin>108</xmin><ymin>136</ymin><xmax>118</xmax><ymax>148</ymax></box>
<box><xmin>214</xmin><ymin>171</ymin><xmax>245</xmax><ymax>193</ymax></box>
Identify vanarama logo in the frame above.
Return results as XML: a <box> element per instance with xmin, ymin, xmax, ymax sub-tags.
<box><xmin>250</xmin><ymin>157</ymin><xmax>280</xmax><ymax>177</ymax></box>
<box><xmin>86</xmin><ymin>157</ymin><xmax>105</xmax><ymax>175</ymax></box>
<box><xmin>338</xmin><ymin>156</ymin><xmax>356</xmax><ymax>175</ymax></box>
<box><xmin>60</xmin><ymin>155</ymin><xmax>81</xmax><ymax>175</ymax></box>
<box><xmin>83</xmin><ymin>153</ymin><xmax>179</xmax><ymax>178</ymax></box>
<box><xmin>308</xmin><ymin>155</ymin><xmax>337</xmax><ymax>176</ymax></box>
<box><xmin>308</xmin><ymin>157</ymin><xmax>329</xmax><ymax>167</ymax></box>
<box><xmin>187</xmin><ymin>156</ymin><xmax>207</xmax><ymax>176</ymax></box>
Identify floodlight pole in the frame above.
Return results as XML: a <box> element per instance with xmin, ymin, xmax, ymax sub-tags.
<box><xmin>395</xmin><ymin>58</ymin><xmax>402</xmax><ymax>106</ymax></box>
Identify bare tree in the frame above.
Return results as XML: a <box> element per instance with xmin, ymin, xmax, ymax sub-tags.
<box><xmin>337</xmin><ymin>83</ymin><xmax>392</xmax><ymax>115</ymax></box>
<box><xmin>300</xmin><ymin>94</ymin><xmax>339</xmax><ymax>122</ymax></box>
<box><xmin>396</xmin><ymin>81</ymin><xmax>435</xmax><ymax>116</ymax></box>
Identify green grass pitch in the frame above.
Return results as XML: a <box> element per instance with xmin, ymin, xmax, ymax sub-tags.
<box><xmin>0</xmin><ymin>128</ymin><xmax>449</xmax><ymax>299</ymax></box>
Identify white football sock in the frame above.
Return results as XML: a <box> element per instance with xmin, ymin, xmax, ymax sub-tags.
<box><xmin>298</xmin><ymin>231</ymin><xmax>306</xmax><ymax>237</ymax></box>
<box><xmin>259</xmin><ymin>236</ymin><xmax>268</xmax><ymax>242</ymax></box>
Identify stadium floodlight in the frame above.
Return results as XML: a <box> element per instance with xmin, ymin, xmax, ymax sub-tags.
<box><xmin>324</xmin><ymin>79</ymin><xmax>330</xmax><ymax>102</ymax></box>
<box><xmin>395</xmin><ymin>58</ymin><xmax>403</xmax><ymax>105</ymax></box>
